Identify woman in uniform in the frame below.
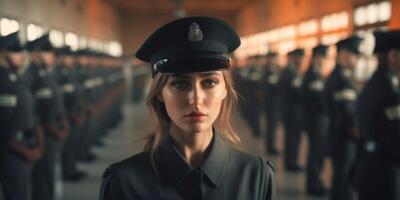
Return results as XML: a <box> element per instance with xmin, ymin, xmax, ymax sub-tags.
<box><xmin>99</xmin><ymin>16</ymin><xmax>276</xmax><ymax>200</ymax></box>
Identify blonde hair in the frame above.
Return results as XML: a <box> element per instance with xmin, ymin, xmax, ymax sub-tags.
<box><xmin>144</xmin><ymin>69</ymin><xmax>241</xmax><ymax>162</ymax></box>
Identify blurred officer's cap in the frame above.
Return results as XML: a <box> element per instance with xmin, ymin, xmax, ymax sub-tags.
<box><xmin>1</xmin><ymin>31</ymin><xmax>23</xmax><ymax>52</ymax></box>
<box><xmin>266</xmin><ymin>52</ymin><xmax>278</xmax><ymax>57</ymax></box>
<box><xmin>312</xmin><ymin>44</ymin><xmax>329</xmax><ymax>57</ymax></box>
<box><xmin>55</xmin><ymin>46</ymin><xmax>72</xmax><ymax>56</ymax></box>
<box><xmin>288</xmin><ymin>48</ymin><xmax>305</xmax><ymax>57</ymax></box>
<box><xmin>373</xmin><ymin>30</ymin><xmax>400</xmax><ymax>53</ymax></box>
<box><xmin>25</xmin><ymin>33</ymin><xmax>53</xmax><ymax>52</ymax></box>
<box><xmin>336</xmin><ymin>36</ymin><xmax>363</xmax><ymax>55</ymax></box>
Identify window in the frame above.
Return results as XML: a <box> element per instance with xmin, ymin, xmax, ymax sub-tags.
<box><xmin>354</xmin><ymin>1</ymin><xmax>391</xmax><ymax>27</ymax></box>
<box><xmin>79</xmin><ymin>36</ymin><xmax>88</xmax><ymax>49</ymax></box>
<box><xmin>109</xmin><ymin>41</ymin><xmax>122</xmax><ymax>57</ymax></box>
<box><xmin>65</xmin><ymin>32</ymin><xmax>78</xmax><ymax>50</ymax></box>
<box><xmin>321</xmin><ymin>11</ymin><xmax>349</xmax><ymax>32</ymax></box>
<box><xmin>0</xmin><ymin>18</ymin><xmax>20</xmax><ymax>36</ymax></box>
<box><xmin>298</xmin><ymin>19</ymin><xmax>318</xmax><ymax>36</ymax></box>
<box><xmin>27</xmin><ymin>23</ymin><xmax>44</xmax><ymax>41</ymax></box>
<box><xmin>49</xmin><ymin>29</ymin><xmax>64</xmax><ymax>47</ymax></box>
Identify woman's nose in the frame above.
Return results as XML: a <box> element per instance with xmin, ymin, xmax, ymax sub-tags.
<box><xmin>188</xmin><ymin>83</ymin><xmax>204</xmax><ymax>106</ymax></box>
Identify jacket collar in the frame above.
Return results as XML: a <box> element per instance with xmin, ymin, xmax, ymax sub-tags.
<box><xmin>155</xmin><ymin>131</ymin><xmax>228</xmax><ymax>188</ymax></box>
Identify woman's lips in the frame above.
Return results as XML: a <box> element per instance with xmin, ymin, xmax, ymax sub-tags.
<box><xmin>185</xmin><ymin>112</ymin><xmax>207</xmax><ymax>122</ymax></box>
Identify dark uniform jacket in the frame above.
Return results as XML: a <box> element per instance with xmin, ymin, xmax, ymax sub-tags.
<box><xmin>0</xmin><ymin>67</ymin><xmax>18</xmax><ymax>146</ymax></box>
<box><xmin>279</xmin><ymin>64</ymin><xmax>303</xmax><ymax>111</ymax></box>
<box><xmin>355</xmin><ymin>66</ymin><xmax>400</xmax><ymax>200</ymax></box>
<box><xmin>302</xmin><ymin>64</ymin><xmax>326</xmax><ymax>115</ymax></box>
<box><xmin>263</xmin><ymin>65</ymin><xmax>280</xmax><ymax>104</ymax></box>
<box><xmin>100</xmin><ymin>133</ymin><xmax>276</xmax><ymax>200</ymax></box>
<box><xmin>0</xmin><ymin>67</ymin><xmax>36</xmax><ymax>147</ymax></box>
<box><xmin>324</xmin><ymin>64</ymin><xmax>357</xmax><ymax>140</ymax></box>
<box><xmin>57</xmin><ymin>67</ymin><xmax>85</xmax><ymax>116</ymax></box>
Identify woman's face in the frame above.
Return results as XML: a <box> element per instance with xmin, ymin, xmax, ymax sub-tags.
<box><xmin>160</xmin><ymin>71</ymin><xmax>227</xmax><ymax>134</ymax></box>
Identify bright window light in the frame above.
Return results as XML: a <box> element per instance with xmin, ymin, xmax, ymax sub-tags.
<box><xmin>338</xmin><ymin>11</ymin><xmax>349</xmax><ymax>29</ymax></box>
<box><xmin>278</xmin><ymin>40</ymin><xmax>296</xmax><ymax>54</ymax></box>
<box><xmin>299</xmin><ymin>37</ymin><xmax>318</xmax><ymax>48</ymax></box>
<box><xmin>65</xmin><ymin>32</ymin><xmax>78</xmax><ymax>50</ymax></box>
<box><xmin>299</xmin><ymin>19</ymin><xmax>318</xmax><ymax>36</ymax></box>
<box><xmin>355</xmin><ymin>7</ymin><xmax>367</xmax><ymax>26</ymax></box>
<box><xmin>0</xmin><ymin>18</ymin><xmax>20</xmax><ymax>36</ymax></box>
<box><xmin>366</xmin><ymin>4</ymin><xmax>379</xmax><ymax>24</ymax></box>
<box><xmin>27</xmin><ymin>23</ymin><xmax>44</xmax><ymax>41</ymax></box>
<box><xmin>49</xmin><ymin>29</ymin><xmax>64</xmax><ymax>47</ymax></box>
<box><xmin>321</xmin><ymin>16</ymin><xmax>331</xmax><ymax>32</ymax></box>
<box><xmin>79</xmin><ymin>36</ymin><xmax>87</xmax><ymax>49</ymax></box>
<box><xmin>379</xmin><ymin>1</ymin><xmax>391</xmax><ymax>22</ymax></box>
<box><xmin>321</xmin><ymin>32</ymin><xmax>347</xmax><ymax>45</ymax></box>
<box><xmin>109</xmin><ymin>41</ymin><xmax>122</xmax><ymax>57</ymax></box>
<box><xmin>321</xmin><ymin>11</ymin><xmax>349</xmax><ymax>32</ymax></box>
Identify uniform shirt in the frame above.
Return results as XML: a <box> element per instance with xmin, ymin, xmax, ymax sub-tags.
<box><xmin>32</xmin><ymin>65</ymin><xmax>66</xmax><ymax>126</ymax></box>
<box><xmin>0</xmin><ymin>67</ymin><xmax>18</xmax><ymax>146</ymax></box>
<box><xmin>58</xmin><ymin>67</ymin><xmax>85</xmax><ymax>115</ymax></box>
<box><xmin>357</xmin><ymin>66</ymin><xmax>400</xmax><ymax>164</ymax></box>
<box><xmin>279</xmin><ymin>64</ymin><xmax>303</xmax><ymax>109</ymax></box>
<box><xmin>324</xmin><ymin>64</ymin><xmax>358</xmax><ymax>135</ymax></box>
<box><xmin>100</xmin><ymin>133</ymin><xmax>276</xmax><ymax>200</ymax></box>
<box><xmin>263</xmin><ymin>65</ymin><xmax>280</xmax><ymax>103</ymax></box>
<box><xmin>0</xmin><ymin>67</ymin><xmax>36</xmax><ymax>147</ymax></box>
<box><xmin>302</xmin><ymin>64</ymin><xmax>326</xmax><ymax>114</ymax></box>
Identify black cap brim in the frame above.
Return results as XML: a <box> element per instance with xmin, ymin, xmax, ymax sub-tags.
<box><xmin>158</xmin><ymin>56</ymin><xmax>229</xmax><ymax>75</ymax></box>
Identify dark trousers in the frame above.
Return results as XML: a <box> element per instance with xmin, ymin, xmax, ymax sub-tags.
<box><xmin>330</xmin><ymin>137</ymin><xmax>356</xmax><ymax>200</ymax></box>
<box><xmin>245</xmin><ymin>92</ymin><xmax>261</xmax><ymax>137</ymax></box>
<box><xmin>305</xmin><ymin>113</ymin><xmax>328</xmax><ymax>189</ymax></box>
<box><xmin>281</xmin><ymin>106</ymin><xmax>303</xmax><ymax>167</ymax></box>
<box><xmin>32</xmin><ymin>136</ymin><xmax>62</xmax><ymax>200</ymax></box>
<box><xmin>77</xmin><ymin>116</ymin><xmax>95</xmax><ymax>159</ymax></box>
<box><xmin>355</xmin><ymin>154</ymin><xmax>400</xmax><ymax>200</ymax></box>
<box><xmin>0</xmin><ymin>150</ymin><xmax>32</xmax><ymax>200</ymax></box>
<box><xmin>265</xmin><ymin>98</ymin><xmax>280</xmax><ymax>150</ymax></box>
<box><xmin>62</xmin><ymin>123</ymin><xmax>81</xmax><ymax>176</ymax></box>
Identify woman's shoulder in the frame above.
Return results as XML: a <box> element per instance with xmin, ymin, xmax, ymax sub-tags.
<box><xmin>227</xmin><ymin>147</ymin><xmax>275</xmax><ymax>175</ymax></box>
<box><xmin>103</xmin><ymin>152</ymin><xmax>153</xmax><ymax>179</ymax></box>
<box><xmin>225</xmin><ymin>147</ymin><xmax>276</xmax><ymax>199</ymax></box>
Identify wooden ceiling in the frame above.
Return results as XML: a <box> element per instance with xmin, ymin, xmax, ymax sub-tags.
<box><xmin>104</xmin><ymin>0</ymin><xmax>258</xmax><ymax>13</ymax></box>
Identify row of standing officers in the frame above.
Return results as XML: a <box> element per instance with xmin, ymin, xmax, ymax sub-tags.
<box><xmin>0</xmin><ymin>31</ymin><xmax>126</xmax><ymax>200</ymax></box>
<box><xmin>235</xmin><ymin>30</ymin><xmax>400</xmax><ymax>200</ymax></box>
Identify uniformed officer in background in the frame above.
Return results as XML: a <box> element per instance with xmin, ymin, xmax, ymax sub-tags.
<box><xmin>243</xmin><ymin>55</ymin><xmax>264</xmax><ymax>137</ymax></box>
<box><xmin>355</xmin><ymin>30</ymin><xmax>400</xmax><ymax>200</ymax></box>
<box><xmin>279</xmin><ymin>48</ymin><xmax>305</xmax><ymax>172</ymax></box>
<box><xmin>131</xmin><ymin>63</ymin><xmax>150</xmax><ymax>104</ymax></box>
<box><xmin>28</xmin><ymin>34</ymin><xmax>70</xmax><ymax>200</ymax></box>
<box><xmin>324</xmin><ymin>36</ymin><xmax>362</xmax><ymax>200</ymax></box>
<box><xmin>55</xmin><ymin>47</ymin><xmax>87</xmax><ymax>182</ymax></box>
<box><xmin>262</xmin><ymin>52</ymin><xmax>281</xmax><ymax>155</ymax></box>
<box><xmin>0</xmin><ymin>31</ymin><xmax>44</xmax><ymax>200</ymax></box>
<box><xmin>302</xmin><ymin>44</ymin><xmax>330</xmax><ymax>196</ymax></box>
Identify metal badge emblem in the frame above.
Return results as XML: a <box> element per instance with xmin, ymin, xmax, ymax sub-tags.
<box><xmin>391</xmin><ymin>75</ymin><xmax>399</xmax><ymax>88</ymax></box>
<box><xmin>8</xmin><ymin>73</ymin><xmax>17</xmax><ymax>82</ymax></box>
<box><xmin>153</xmin><ymin>59</ymin><xmax>168</xmax><ymax>72</ymax></box>
<box><xmin>188</xmin><ymin>23</ymin><xmax>203</xmax><ymax>42</ymax></box>
<box><xmin>39</xmin><ymin>69</ymin><xmax>47</xmax><ymax>77</ymax></box>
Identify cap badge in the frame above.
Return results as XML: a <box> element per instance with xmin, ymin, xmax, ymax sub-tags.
<box><xmin>188</xmin><ymin>23</ymin><xmax>203</xmax><ymax>42</ymax></box>
<box><xmin>153</xmin><ymin>59</ymin><xmax>168</xmax><ymax>72</ymax></box>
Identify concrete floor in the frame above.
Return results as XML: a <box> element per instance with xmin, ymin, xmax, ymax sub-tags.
<box><xmin>62</xmin><ymin>101</ymin><xmax>333</xmax><ymax>200</ymax></box>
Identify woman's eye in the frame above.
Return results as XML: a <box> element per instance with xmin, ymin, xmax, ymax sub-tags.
<box><xmin>171</xmin><ymin>80</ymin><xmax>190</xmax><ymax>90</ymax></box>
<box><xmin>203</xmin><ymin>79</ymin><xmax>218</xmax><ymax>88</ymax></box>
